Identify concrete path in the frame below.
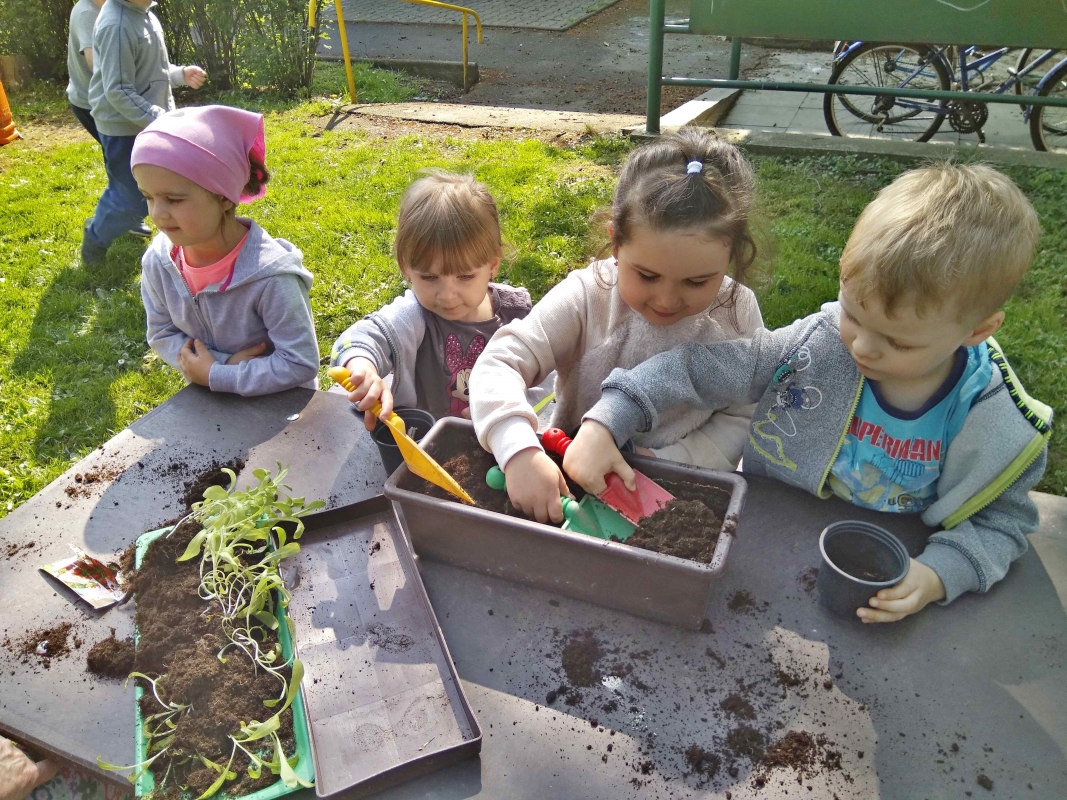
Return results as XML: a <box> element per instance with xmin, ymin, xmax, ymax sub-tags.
<box><xmin>319</xmin><ymin>0</ymin><xmax>756</xmax><ymax>115</ymax></box>
<box><xmin>323</xmin><ymin>0</ymin><xmax>622</xmax><ymax>31</ymax></box>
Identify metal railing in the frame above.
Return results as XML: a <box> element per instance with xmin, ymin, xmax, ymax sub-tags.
<box><xmin>308</xmin><ymin>0</ymin><xmax>483</xmax><ymax>104</ymax></box>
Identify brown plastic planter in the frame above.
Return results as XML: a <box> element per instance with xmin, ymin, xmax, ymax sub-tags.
<box><xmin>384</xmin><ymin>418</ymin><xmax>747</xmax><ymax>630</ymax></box>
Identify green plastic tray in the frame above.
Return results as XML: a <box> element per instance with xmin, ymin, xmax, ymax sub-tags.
<box><xmin>133</xmin><ymin>527</ymin><xmax>314</xmax><ymax>800</ymax></box>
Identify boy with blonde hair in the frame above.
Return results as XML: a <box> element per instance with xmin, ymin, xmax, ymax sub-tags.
<box><xmin>568</xmin><ymin>163</ymin><xmax>1053</xmax><ymax>623</ymax></box>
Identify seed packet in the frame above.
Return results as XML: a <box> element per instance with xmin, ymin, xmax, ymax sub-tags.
<box><xmin>40</xmin><ymin>546</ymin><xmax>125</xmax><ymax>609</ymax></box>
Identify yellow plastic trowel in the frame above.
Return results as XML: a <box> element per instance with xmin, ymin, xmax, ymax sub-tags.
<box><xmin>328</xmin><ymin>366</ymin><xmax>474</xmax><ymax>505</ymax></box>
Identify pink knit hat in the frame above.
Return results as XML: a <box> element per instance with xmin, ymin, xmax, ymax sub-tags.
<box><xmin>131</xmin><ymin>105</ymin><xmax>267</xmax><ymax>204</ymax></box>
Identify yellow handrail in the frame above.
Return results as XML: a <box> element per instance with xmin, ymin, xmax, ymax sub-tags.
<box><xmin>308</xmin><ymin>0</ymin><xmax>483</xmax><ymax>103</ymax></box>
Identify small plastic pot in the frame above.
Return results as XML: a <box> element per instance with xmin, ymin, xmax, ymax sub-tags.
<box><xmin>371</xmin><ymin>408</ymin><xmax>436</xmax><ymax>475</ymax></box>
<box><xmin>817</xmin><ymin>520</ymin><xmax>909</xmax><ymax>619</ymax></box>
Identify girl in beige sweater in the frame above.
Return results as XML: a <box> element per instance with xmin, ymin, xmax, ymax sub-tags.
<box><xmin>470</xmin><ymin>130</ymin><xmax>765</xmax><ymax>523</ymax></box>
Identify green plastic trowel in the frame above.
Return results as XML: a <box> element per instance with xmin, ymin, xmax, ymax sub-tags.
<box><xmin>485</xmin><ymin>466</ymin><xmax>636</xmax><ymax>541</ymax></box>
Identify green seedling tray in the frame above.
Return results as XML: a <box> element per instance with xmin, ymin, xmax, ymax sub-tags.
<box><xmin>133</xmin><ymin>527</ymin><xmax>314</xmax><ymax>800</ymax></box>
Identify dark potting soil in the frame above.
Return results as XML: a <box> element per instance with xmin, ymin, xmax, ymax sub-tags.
<box><xmin>620</xmin><ymin>498</ymin><xmax>722</xmax><ymax>563</ymax></box>
<box><xmin>977</xmin><ymin>773</ymin><xmax>994</xmax><ymax>791</ymax></box>
<box><xmin>561</xmin><ymin>629</ymin><xmax>604</xmax><ymax>687</ymax></box>
<box><xmin>181</xmin><ymin>458</ymin><xmax>245</xmax><ymax>512</ymax></box>
<box><xmin>684</xmin><ymin>745</ymin><xmax>720</xmax><ymax>779</ymax></box>
<box><xmin>727</xmin><ymin>590</ymin><xmax>757</xmax><ymax>613</ymax></box>
<box><xmin>720</xmin><ymin>694</ymin><xmax>755</xmax><ymax>720</ymax></box>
<box><xmin>762</xmin><ymin>730</ymin><xmax>825</xmax><ymax>779</ymax></box>
<box><xmin>725</xmin><ymin>724</ymin><xmax>766</xmax><ymax>762</ymax></box>
<box><xmin>130</xmin><ymin>516</ymin><xmax>295</xmax><ymax>800</ymax></box>
<box><xmin>86</xmin><ymin>630</ymin><xmax>135</xmax><ymax>679</ymax></box>
<box><xmin>11</xmin><ymin>622</ymin><xmax>77</xmax><ymax>669</ymax></box>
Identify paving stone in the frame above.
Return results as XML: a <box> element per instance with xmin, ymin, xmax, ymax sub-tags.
<box><xmin>323</xmin><ymin>0</ymin><xmax>622</xmax><ymax>31</ymax></box>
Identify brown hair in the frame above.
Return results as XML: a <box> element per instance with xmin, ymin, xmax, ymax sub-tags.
<box><xmin>243</xmin><ymin>153</ymin><xmax>270</xmax><ymax>199</ymax></box>
<box><xmin>839</xmin><ymin>163</ymin><xmax>1040</xmax><ymax>320</ymax></box>
<box><xmin>604</xmin><ymin>129</ymin><xmax>758</xmax><ymax>313</ymax></box>
<box><xmin>394</xmin><ymin>171</ymin><xmax>503</xmax><ymax>275</ymax></box>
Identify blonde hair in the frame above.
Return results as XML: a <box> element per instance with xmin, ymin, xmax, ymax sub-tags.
<box><xmin>839</xmin><ymin>163</ymin><xmax>1040</xmax><ymax>320</ymax></box>
<box><xmin>394</xmin><ymin>171</ymin><xmax>502</xmax><ymax>275</ymax></box>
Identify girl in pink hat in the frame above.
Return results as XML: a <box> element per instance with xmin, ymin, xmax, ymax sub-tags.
<box><xmin>131</xmin><ymin>105</ymin><xmax>319</xmax><ymax>396</ymax></box>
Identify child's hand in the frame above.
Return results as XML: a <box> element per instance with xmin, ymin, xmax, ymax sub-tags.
<box><xmin>226</xmin><ymin>342</ymin><xmax>268</xmax><ymax>364</ymax></box>
<box><xmin>563</xmin><ymin>421</ymin><xmax>636</xmax><ymax>496</ymax></box>
<box><xmin>857</xmin><ymin>559</ymin><xmax>945</xmax><ymax>623</ymax></box>
<box><xmin>184</xmin><ymin>66</ymin><xmax>207</xmax><ymax>89</ymax></box>
<box><xmin>503</xmin><ymin>448</ymin><xmax>572</xmax><ymax>524</ymax></box>
<box><xmin>344</xmin><ymin>357</ymin><xmax>392</xmax><ymax>432</ymax></box>
<box><xmin>0</xmin><ymin>737</ymin><xmax>58</xmax><ymax>800</ymax></box>
<box><xmin>178</xmin><ymin>339</ymin><xmax>216</xmax><ymax>386</ymax></box>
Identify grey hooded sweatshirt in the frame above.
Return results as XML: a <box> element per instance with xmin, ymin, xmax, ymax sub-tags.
<box><xmin>141</xmin><ymin>220</ymin><xmax>320</xmax><ymax>396</ymax></box>
<box><xmin>87</xmin><ymin>0</ymin><xmax>186</xmax><ymax>137</ymax></box>
<box><xmin>585</xmin><ymin>302</ymin><xmax>1053</xmax><ymax>604</ymax></box>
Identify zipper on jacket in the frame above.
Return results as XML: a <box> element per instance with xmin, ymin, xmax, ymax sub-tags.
<box><xmin>174</xmin><ymin>258</ymin><xmax>216</xmax><ymax>351</ymax></box>
<box><xmin>941</xmin><ymin>429</ymin><xmax>1051</xmax><ymax>528</ymax></box>
<box><xmin>816</xmin><ymin>376</ymin><xmax>864</xmax><ymax>498</ymax></box>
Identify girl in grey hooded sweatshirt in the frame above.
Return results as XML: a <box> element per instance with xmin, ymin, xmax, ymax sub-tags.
<box><xmin>131</xmin><ymin>106</ymin><xmax>319</xmax><ymax>397</ymax></box>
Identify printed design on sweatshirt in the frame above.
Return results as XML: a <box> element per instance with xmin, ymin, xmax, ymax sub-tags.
<box><xmin>747</xmin><ymin>347</ymin><xmax>818</xmax><ymax>472</ymax></box>
<box><xmin>445</xmin><ymin>333</ymin><xmax>486</xmax><ymax>416</ymax></box>
<box><xmin>829</xmin><ymin>413</ymin><xmax>943</xmax><ymax>512</ymax></box>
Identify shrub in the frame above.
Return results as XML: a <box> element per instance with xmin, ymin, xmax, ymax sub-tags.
<box><xmin>0</xmin><ymin>0</ymin><xmax>74</xmax><ymax>82</ymax></box>
<box><xmin>158</xmin><ymin>0</ymin><xmax>319</xmax><ymax>95</ymax></box>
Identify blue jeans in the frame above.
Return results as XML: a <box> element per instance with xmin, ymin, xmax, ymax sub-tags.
<box><xmin>88</xmin><ymin>133</ymin><xmax>147</xmax><ymax>250</ymax></box>
<box><xmin>69</xmin><ymin>103</ymin><xmax>100</xmax><ymax>144</ymax></box>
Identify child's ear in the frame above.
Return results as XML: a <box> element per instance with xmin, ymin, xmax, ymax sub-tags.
<box><xmin>489</xmin><ymin>255</ymin><xmax>502</xmax><ymax>279</ymax></box>
<box><xmin>962</xmin><ymin>310</ymin><xmax>1005</xmax><ymax>345</ymax></box>
<box><xmin>608</xmin><ymin>223</ymin><xmax>620</xmax><ymax>261</ymax></box>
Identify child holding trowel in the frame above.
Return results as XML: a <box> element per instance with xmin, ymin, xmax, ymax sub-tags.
<box><xmin>568</xmin><ymin>163</ymin><xmax>1052</xmax><ymax>624</ymax></box>
<box><xmin>134</xmin><ymin>105</ymin><xmax>320</xmax><ymax>396</ymax></box>
<box><xmin>330</xmin><ymin>171</ymin><xmax>532</xmax><ymax>428</ymax></box>
<box><xmin>469</xmin><ymin>130</ymin><xmax>765</xmax><ymax>524</ymax></box>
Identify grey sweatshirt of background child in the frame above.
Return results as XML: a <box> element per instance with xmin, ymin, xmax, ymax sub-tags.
<box><xmin>88</xmin><ymin>0</ymin><xmax>187</xmax><ymax>136</ymax></box>
<box><xmin>330</xmin><ymin>284</ymin><xmax>533</xmax><ymax>418</ymax></box>
<box><xmin>141</xmin><ymin>220</ymin><xmax>320</xmax><ymax>397</ymax></box>
<box><xmin>67</xmin><ymin>0</ymin><xmax>102</xmax><ymax>110</ymax></box>
<box><xmin>585</xmin><ymin>302</ymin><xmax>1053</xmax><ymax>604</ymax></box>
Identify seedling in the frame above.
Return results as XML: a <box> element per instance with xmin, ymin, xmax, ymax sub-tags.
<box><xmin>100</xmin><ymin>465</ymin><xmax>323</xmax><ymax>799</ymax></box>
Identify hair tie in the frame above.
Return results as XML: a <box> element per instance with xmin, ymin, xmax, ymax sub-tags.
<box><xmin>686</xmin><ymin>160</ymin><xmax>703</xmax><ymax>175</ymax></box>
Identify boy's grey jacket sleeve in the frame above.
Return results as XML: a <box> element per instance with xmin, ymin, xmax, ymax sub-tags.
<box><xmin>208</xmin><ymin>275</ymin><xmax>320</xmax><ymax>396</ymax></box>
<box><xmin>94</xmin><ymin>22</ymin><xmax>163</xmax><ymax>127</ymax></box>
<box><xmin>918</xmin><ymin>449</ymin><xmax>1045</xmax><ymax>603</ymax></box>
<box><xmin>584</xmin><ymin>326</ymin><xmax>790</xmax><ymax>448</ymax></box>
<box><xmin>330</xmin><ymin>291</ymin><xmax>426</xmax><ymax>378</ymax></box>
<box><xmin>168</xmin><ymin>64</ymin><xmax>186</xmax><ymax>87</ymax></box>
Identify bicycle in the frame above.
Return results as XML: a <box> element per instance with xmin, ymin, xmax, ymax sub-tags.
<box><xmin>823</xmin><ymin>42</ymin><xmax>1067</xmax><ymax>152</ymax></box>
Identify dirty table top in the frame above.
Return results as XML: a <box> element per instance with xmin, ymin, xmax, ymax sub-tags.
<box><xmin>1</xmin><ymin>386</ymin><xmax>1064</xmax><ymax>800</ymax></box>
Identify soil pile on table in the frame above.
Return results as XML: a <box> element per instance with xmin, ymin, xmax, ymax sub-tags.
<box><xmin>129</xmin><ymin>517</ymin><xmax>295</xmax><ymax>800</ymax></box>
<box><xmin>725</xmin><ymin>724</ymin><xmax>766</xmax><ymax>762</ymax></box>
<box><xmin>720</xmin><ymin>694</ymin><xmax>755</xmax><ymax>719</ymax></box>
<box><xmin>86</xmin><ymin>630</ymin><xmax>135</xmax><ymax>679</ymax></box>
<box><xmin>8</xmin><ymin>622</ymin><xmax>79</xmax><ymax>669</ymax></box>
<box><xmin>561</xmin><ymin>629</ymin><xmax>604</xmax><ymax>687</ymax></box>
<box><xmin>761</xmin><ymin>730</ymin><xmax>836</xmax><ymax>779</ymax></box>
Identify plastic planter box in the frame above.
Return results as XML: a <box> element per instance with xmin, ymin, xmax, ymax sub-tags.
<box><xmin>133</xmin><ymin>527</ymin><xmax>314</xmax><ymax>800</ymax></box>
<box><xmin>384</xmin><ymin>419</ymin><xmax>747</xmax><ymax>630</ymax></box>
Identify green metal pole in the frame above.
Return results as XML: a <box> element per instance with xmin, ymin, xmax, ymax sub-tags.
<box><xmin>646</xmin><ymin>0</ymin><xmax>666</xmax><ymax>135</ymax></box>
<box><xmin>728</xmin><ymin>37</ymin><xmax>742</xmax><ymax>80</ymax></box>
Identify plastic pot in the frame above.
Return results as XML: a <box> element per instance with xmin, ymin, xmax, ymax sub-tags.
<box><xmin>371</xmin><ymin>407</ymin><xmax>436</xmax><ymax>475</ymax></box>
<box><xmin>817</xmin><ymin>520</ymin><xmax>909</xmax><ymax>619</ymax></box>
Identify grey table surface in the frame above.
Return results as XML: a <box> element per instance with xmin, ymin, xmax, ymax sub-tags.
<box><xmin>1</xmin><ymin>386</ymin><xmax>1065</xmax><ymax>800</ymax></box>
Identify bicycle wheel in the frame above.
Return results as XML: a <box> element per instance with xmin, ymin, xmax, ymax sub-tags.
<box><xmin>1014</xmin><ymin>49</ymin><xmax>1033</xmax><ymax>94</ymax></box>
<box><xmin>824</xmin><ymin>43</ymin><xmax>950</xmax><ymax>141</ymax></box>
<box><xmin>1030</xmin><ymin>57</ymin><xmax>1067</xmax><ymax>152</ymax></box>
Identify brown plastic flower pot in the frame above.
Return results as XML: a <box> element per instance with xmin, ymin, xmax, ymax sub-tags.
<box><xmin>383</xmin><ymin>418</ymin><xmax>747</xmax><ymax>630</ymax></box>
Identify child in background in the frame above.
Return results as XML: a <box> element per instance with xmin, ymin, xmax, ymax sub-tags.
<box><xmin>571</xmin><ymin>164</ymin><xmax>1052</xmax><ymax>623</ymax></box>
<box><xmin>470</xmin><ymin>130</ymin><xmax>764</xmax><ymax>524</ymax></box>
<box><xmin>66</xmin><ymin>0</ymin><xmax>104</xmax><ymax>144</ymax></box>
<box><xmin>82</xmin><ymin>0</ymin><xmax>206</xmax><ymax>265</ymax></box>
<box><xmin>331</xmin><ymin>171</ymin><xmax>532</xmax><ymax>428</ymax></box>
<box><xmin>133</xmin><ymin>106</ymin><xmax>320</xmax><ymax>396</ymax></box>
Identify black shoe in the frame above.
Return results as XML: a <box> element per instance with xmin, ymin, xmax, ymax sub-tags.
<box><xmin>81</xmin><ymin>219</ymin><xmax>107</xmax><ymax>267</ymax></box>
<box><xmin>128</xmin><ymin>222</ymin><xmax>152</xmax><ymax>239</ymax></box>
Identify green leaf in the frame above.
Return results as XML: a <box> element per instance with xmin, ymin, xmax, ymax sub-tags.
<box><xmin>274</xmin><ymin>735</ymin><xmax>312</xmax><ymax>789</ymax></box>
<box><xmin>176</xmin><ymin>530</ymin><xmax>208</xmax><ymax>562</ymax></box>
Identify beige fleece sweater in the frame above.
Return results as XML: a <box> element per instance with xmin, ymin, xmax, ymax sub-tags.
<box><xmin>470</xmin><ymin>260</ymin><xmax>763</xmax><ymax>471</ymax></box>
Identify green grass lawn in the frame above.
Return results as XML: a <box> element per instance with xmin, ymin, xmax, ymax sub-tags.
<box><xmin>0</xmin><ymin>76</ymin><xmax>1064</xmax><ymax>517</ymax></box>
